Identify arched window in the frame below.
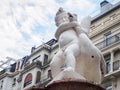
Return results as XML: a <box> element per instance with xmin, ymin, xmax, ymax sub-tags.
<box><xmin>24</xmin><ymin>73</ymin><xmax>32</xmax><ymax>87</ymax></box>
<box><xmin>36</xmin><ymin>71</ymin><xmax>41</xmax><ymax>84</ymax></box>
<box><xmin>48</xmin><ymin>70</ymin><xmax>52</xmax><ymax>78</ymax></box>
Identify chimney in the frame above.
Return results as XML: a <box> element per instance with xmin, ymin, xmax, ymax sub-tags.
<box><xmin>31</xmin><ymin>46</ymin><xmax>36</xmax><ymax>53</ymax></box>
<box><xmin>100</xmin><ymin>0</ymin><xmax>113</xmax><ymax>13</ymax></box>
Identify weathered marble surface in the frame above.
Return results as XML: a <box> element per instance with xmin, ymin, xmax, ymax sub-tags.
<box><xmin>50</xmin><ymin>8</ymin><xmax>106</xmax><ymax>85</ymax></box>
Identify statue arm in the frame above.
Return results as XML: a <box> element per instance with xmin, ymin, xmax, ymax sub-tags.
<box><xmin>55</xmin><ymin>22</ymin><xmax>78</xmax><ymax>39</ymax></box>
<box><xmin>80</xmin><ymin>16</ymin><xmax>91</xmax><ymax>34</ymax></box>
<box><xmin>74</xmin><ymin>24</ymin><xmax>88</xmax><ymax>36</ymax></box>
<box><xmin>67</xmin><ymin>15</ymin><xmax>91</xmax><ymax>36</ymax></box>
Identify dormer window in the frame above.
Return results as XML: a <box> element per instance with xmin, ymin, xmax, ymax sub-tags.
<box><xmin>43</xmin><ymin>54</ymin><xmax>48</xmax><ymax>65</ymax></box>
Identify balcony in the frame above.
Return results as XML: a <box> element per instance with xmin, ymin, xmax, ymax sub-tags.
<box><xmin>95</xmin><ymin>33</ymin><xmax>120</xmax><ymax>49</ymax></box>
<box><xmin>105</xmin><ymin>60</ymin><xmax>120</xmax><ymax>76</ymax></box>
<box><xmin>106</xmin><ymin>60</ymin><xmax>120</xmax><ymax>74</ymax></box>
<box><xmin>104</xmin><ymin>60</ymin><xmax>120</xmax><ymax>82</ymax></box>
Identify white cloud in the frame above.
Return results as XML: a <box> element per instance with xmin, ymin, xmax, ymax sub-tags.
<box><xmin>64</xmin><ymin>0</ymin><xmax>95</xmax><ymax>11</ymax></box>
<box><xmin>58</xmin><ymin>0</ymin><xmax>96</xmax><ymax>17</ymax></box>
<box><xmin>0</xmin><ymin>0</ymin><xmax>96</xmax><ymax>61</ymax></box>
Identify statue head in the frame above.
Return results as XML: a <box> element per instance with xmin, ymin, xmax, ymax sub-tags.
<box><xmin>56</xmin><ymin>7</ymin><xmax>65</xmax><ymax>16</ymax></box>
<box><xmin>55</xmin><ymin>7</ymin><xmax>70</xmax><ymax>27</ymax></box>
<box><xmin>68</xmin><ymin>13</ymin><xmax>77</xmax><ymax>22</ymax></box>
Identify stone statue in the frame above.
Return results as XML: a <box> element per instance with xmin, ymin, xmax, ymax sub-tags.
<box><xmin>50</xmin><ymin>8</ymin><xmax>106</xmax><ymax>85</ymax></box>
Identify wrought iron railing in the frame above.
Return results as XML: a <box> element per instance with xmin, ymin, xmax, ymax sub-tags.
<box><xmin>95</xmin><ymin>33</ymin><xmax>120</xmax><ymax>49</ymax></box>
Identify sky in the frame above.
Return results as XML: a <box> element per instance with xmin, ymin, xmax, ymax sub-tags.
<box><xmin>0</xmin><ymin>0</ymin><xmax>119</xmax><ymax>61</ymax></box>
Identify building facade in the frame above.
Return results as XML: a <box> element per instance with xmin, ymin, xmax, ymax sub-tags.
<box><xmin>0</xmin><ymin>39</ymin><xmax>58</xmax><ymax>90</ymax></box>
<box><xmin>0</xmin><ymin>1</ymin><xmax>120</xmax><ymax>90</ymax></box>
<box><xmin>90</xmin><ymin>1</ymin><xmax>120</xmax><ymax>90</ymax></box>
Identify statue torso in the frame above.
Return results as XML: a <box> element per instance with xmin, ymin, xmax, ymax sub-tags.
<box><xmin>58</xmin><ymin>29</ymin><xmax>78</xmax><ymax>48</ymax></box>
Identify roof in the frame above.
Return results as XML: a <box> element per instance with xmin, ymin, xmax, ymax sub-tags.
<box><xmin>91</xmin><ymin>1</ymin><xmax>120</xmax><ymax>23</ymax></box>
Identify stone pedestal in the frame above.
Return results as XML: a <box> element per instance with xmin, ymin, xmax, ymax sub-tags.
<box><xmin>46</xmin><ymin>80</ymin><xmax>105</xmax><ymax>90</ymax></box>
<box><xmin>27</xmin><ymin>80</ymin><xmax>106</xmax><ymax>90</ymax></box>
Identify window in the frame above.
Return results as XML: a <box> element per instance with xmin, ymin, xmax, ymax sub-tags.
<box><xmin>113</xmin><ymin>50</ymin><xmax>120</xmax><ymax>71</ymax></box>
<box><xmin>17</xmin><ymin>74</ymin><xmax>23</xmax><ymax>83</ymax></box>
<box><xmin>36</xmin><ymin>71</ymin><xmax>41</xmax><ymax>84</ymax></box>
<box><xmin>105</xmin><ymin>31</ymin><xmax>111</xmax><ymax>46</ymax></box>
<box><xmin>106</xmin><ymin>86</ymin><xmax>112</xmax><ymax>90</ymax></box>
<box><xmin>21</xmin><ymin>56</ymin><xmax>29</xmax><ymax>69</ymax></box>
<box><xmin>104</xmin><ymin>54</ymin><xmax>111</xmax><ymax>74</ymax></box>
<box><xmin>106</xmin><ymin>83</ymin><xmax>112</xmax><ymax>90</ymax></box>
<box><xmin>0</xmin><ymin>80</ymin><xmax>3</xmax><ymax>89</ymax></box>
<box><xmin>16</xmin><ymin>61</ymin><xmax>20</xmax><ymax>70</ymax></box>
<box><xmin>10</xmin><ymin>63</ymin><xmax>16</xmax><ymax>72</ymax></box>
<box><xmin>43</xmin><ymin>54</ymin><xmax>48</xmax><ymax>65</ymax></box>
<box><xmin>24</xmin><ymin>73</ymin><xmax>32</xmax><ymax>87</ymax></box>
<box><xmin>12</xmin><ymin>78</ymin><xmax>16</xmax><ymax>87</ymax></box>
<box><xmin>48</xmin><ymin>70</ymin><xmax>52</xmax><ymax>79</ymax></box>
<box><xmin>114</xmin><ymin>50</ymin><xmax>120</xmax><ymax>60</ymax></box>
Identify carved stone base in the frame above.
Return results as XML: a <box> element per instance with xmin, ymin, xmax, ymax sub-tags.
<box><xmin>46</xmin><ymin>80</ymin><xmax>105</xmax><ymax>90</ymax></box>
<box><xmin>26</xmin><ymin>80</ymin><xmax>105</xmax><ymax>90</ymax></box>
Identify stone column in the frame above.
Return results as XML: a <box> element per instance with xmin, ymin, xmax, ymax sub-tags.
<box><xmin>110</xmin><ymin>51</ymin><xmax>114</xmax><ymax>72</ymax></box>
